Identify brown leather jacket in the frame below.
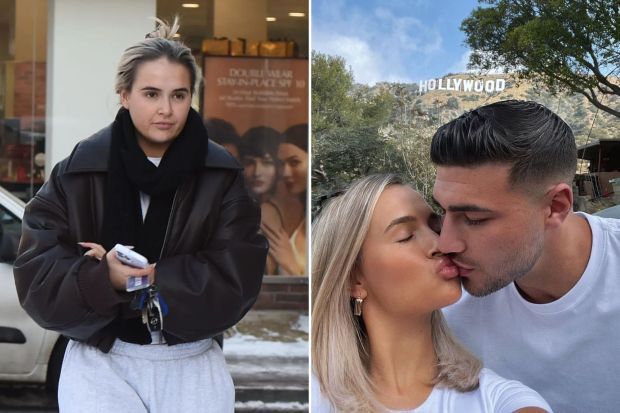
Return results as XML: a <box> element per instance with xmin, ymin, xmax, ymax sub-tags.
<box><xmin>14</xmin><ymin>124</ymin><xmax>268</xmax><ymax>352</ymax></box>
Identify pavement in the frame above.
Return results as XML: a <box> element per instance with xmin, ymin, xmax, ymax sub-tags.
<box><xmin>225</xmin><ymin>310</ymin><xmax>309</xmax><ymax>413</ymax></box>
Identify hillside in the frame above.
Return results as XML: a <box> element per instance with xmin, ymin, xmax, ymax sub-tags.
<box><xmin>370</xmin><ymin>73</ymin><xmax>620</xmax><ymax>147</ymax></box>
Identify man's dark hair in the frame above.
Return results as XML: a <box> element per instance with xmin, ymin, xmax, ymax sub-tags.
<box><xmin>430</xmin><ymin>100</ymin><xmax>577</xmax><ymax>187</ymax></box>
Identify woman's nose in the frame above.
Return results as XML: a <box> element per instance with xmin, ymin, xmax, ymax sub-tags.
<box><xmin>282</xmin><ymin>163</ymin><xmax>292</xmax><ymax>178</ymax></box>
<box><xmin>424</xmin><ymin>227</ymin><xmax>443</xmax><ymax>258</ymax></box>
<box><xmin>159</xmin><ymin>98</ymin><xmax>172</xmax><ymax>115</ymax></box>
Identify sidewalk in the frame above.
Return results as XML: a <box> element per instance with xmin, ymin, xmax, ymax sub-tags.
<box><xmin>224</xmin><ymin>310</ymin><xmax>309</xmax><ymax>413</ymax></box>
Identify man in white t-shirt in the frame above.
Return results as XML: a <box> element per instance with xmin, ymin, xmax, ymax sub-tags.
<box><xmin>430</xmin><ymin>99</ymin><xmax>620</xmax><ymax>413</ymax></box>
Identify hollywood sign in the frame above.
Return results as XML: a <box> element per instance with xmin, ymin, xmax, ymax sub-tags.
<box><xmin>418</xmin><ymin>78</ymin><xmax>506</xmax><ymax>95</ymax></box>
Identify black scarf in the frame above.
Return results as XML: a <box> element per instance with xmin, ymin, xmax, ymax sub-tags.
<box><xmin>102</xmin><ymin>107</ymin><xmax>208</xmax><ymax>262</ymax></box>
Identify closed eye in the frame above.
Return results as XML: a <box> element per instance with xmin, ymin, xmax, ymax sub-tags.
<box><xmin>464</xmin><ymin>217</ymin><xmax>488</xmax><ymax>226</ymax></box>
<box><xmin>397</xmin><ymin>234</ymin><xmax>414</xmax><ymax>243</ymax></box>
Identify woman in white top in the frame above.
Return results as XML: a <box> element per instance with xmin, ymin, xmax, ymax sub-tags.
<box><xmin>311</xmin><ymin>174</ymin><xmax>552</xmax><ymax>413</ymax></box>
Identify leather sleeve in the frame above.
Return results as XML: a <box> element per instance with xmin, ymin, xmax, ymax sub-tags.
<box><xmin>13</xmin><ymin>162</ymin><xmax>129</xmax><ymax>340</ymax></box>
<box><xmin>155</xmin><ymin>170</ymin><xmax>268</xmax><ymax>342</ymax></box>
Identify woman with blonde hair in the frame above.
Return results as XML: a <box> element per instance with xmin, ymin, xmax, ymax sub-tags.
<box><xmin>311</xmin><ymin>174</ymin><xmax>551</xmax><ymax>412</ymax></box>
<box><xmin>14</xmin><ymin>17</ymin><xmax>266</xmax><ymax>412</ymax></box>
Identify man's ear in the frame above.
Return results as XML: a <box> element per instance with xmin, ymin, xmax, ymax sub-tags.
<box><xmin>544</xmin><ymin>182</ymin><xmax>573</xmax><ymax>229</ymax></box>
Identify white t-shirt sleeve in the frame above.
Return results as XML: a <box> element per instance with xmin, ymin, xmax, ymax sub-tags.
<box><xmin>311</xmin><ymin>373</ymin><xmax>336</xmax><ymax>413</ymax></box>
<box><xmin>480</xmin><ymin>368</ymin><xmax>553</xmax><ymax>413</ymax></box>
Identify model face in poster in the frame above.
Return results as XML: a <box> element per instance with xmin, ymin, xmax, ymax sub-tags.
<box><xmin>243</xmin><ymin>154</ymin><xmax>277</xmax><ymax>198</ymax></box>
<box><xmin>279</xmin><ymin>142</ymin><xmax>308</xmax><ymax>195</ymax></box>
<box><xmin>279</xmin><ymin>124</ymin><xmax>309</xmax><ymax>196</ymax></box>
<box><xmin>240</xmin><ymin>126</ymin><xmax>281</xmax><ymax>202</ymax></box>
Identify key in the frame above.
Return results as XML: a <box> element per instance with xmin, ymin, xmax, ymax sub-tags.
<box><xmin>147</xmin><ymin>301</ymin><xmax>162</xmax><ymax>332</ymax></box>
<box><xmin>152</xmin><ymin>293</ymin><xmax>164</xmax><ymax>331</ymax></box>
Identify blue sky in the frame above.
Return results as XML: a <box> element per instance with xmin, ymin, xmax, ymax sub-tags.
<box><xmin>312</xmin><ymin>0</ymin><xmax>482</xmax><ymax>84</ymax></box>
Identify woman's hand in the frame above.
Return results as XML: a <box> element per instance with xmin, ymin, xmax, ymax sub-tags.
<box><xmin>260</xmin><ymin>221</ymin><xmax>303</xmax><ymax>275</ymax></box>
<box><xmin>106</xmin><ymin>247</ymin><xmax>156</xmax><ymax>291</ymax></box>
<box><xmin>78</xmin><ymin>242</ymin><xmax>107</xmax><ymax>260</ymax></box>
<box><xmin>79</xmin><ymin>242</ymin><xmax>155</xmax><ymax>290</ymax></box>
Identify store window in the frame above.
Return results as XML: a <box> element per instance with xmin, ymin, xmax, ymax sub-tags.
<box><xmin>0</xmin><ymin>0</ymin><xmax>47</xmax><ymax>201</ymax></box>
<box><xmin>157</xmin><ymin>0</ymin><xmax>309</xmax><ymax>278</ymax></box>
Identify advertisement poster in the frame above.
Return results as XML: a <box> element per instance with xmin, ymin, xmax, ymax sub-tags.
<box><xmin>203</xmin><ymin>57</ymin><xmax>308</xmax><ymax>277</ymax></box>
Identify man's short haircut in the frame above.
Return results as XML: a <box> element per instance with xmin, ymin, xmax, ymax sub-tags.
<box><xmin>430</xmin><ymin>100</ymin><xmax>577</xmax><ymax>188</ymax></box>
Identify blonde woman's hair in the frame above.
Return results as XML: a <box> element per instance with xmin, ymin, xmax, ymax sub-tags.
<box><xmin>311</xmin><ymin>174</ymin><xmax>482</xmax><ymax>412</ymax></box>
<box><xmin>115</xmin><ymin>16</ymin><xmax>200</xmax><ymax>95</ymax></box>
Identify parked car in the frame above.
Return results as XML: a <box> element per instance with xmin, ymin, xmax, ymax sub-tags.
<box><xmin>0</xmin><ymin>186</ymin><xmax>66</xmax><ymax>391</ymax></box>
<box><xmin>594</xmin><ymin>204</ymin><xmax>620</xmax><ymax>219</ymax></box>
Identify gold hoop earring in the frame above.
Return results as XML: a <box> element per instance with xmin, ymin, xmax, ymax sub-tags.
<box><xmin>353</xmin><ymin>297</ymin><xmax>364</xmax><ymax>316</ymax></box>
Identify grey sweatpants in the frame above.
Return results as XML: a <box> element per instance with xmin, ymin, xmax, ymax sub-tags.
<box><xmin>58</xmin><ymin>338</ymin><xmax>234</xmax><ymax>413</ymax></box>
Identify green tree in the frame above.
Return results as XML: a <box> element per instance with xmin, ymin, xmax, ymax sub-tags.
<box><xmin>462</xmin><ymin>0</ymin><xmax>620</xmax><ymax>118</ymax></box>
<box><xmin>311</xmin><ymin>53</ymin><xmax>398</xmax><ymax>211</ymax></box>
<box><xmin>312</xmin><ymin>53</ymin><xmax>444</xmax><ymax>219</ymax></box>
<box><xmin>311</xmin><ymin>52</ymin><xmax>357</xmax><ymax>133</ymax></box>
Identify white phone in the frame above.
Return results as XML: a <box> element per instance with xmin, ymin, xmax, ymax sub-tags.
<box><xmin>114</xmin><ymin>244</ymin><xmax>151</xmax><ymax>292</ymax></box>
<box><xmin>114</xmin><ymin>244</ymin><xmax>148</xmax><ymax>268</ymax></box>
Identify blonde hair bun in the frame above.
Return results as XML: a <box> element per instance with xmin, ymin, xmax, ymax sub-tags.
<box><xmin>145</xmin><ymin>16</ymin><xmax>180</xmax><ymax>40</ymax></box>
